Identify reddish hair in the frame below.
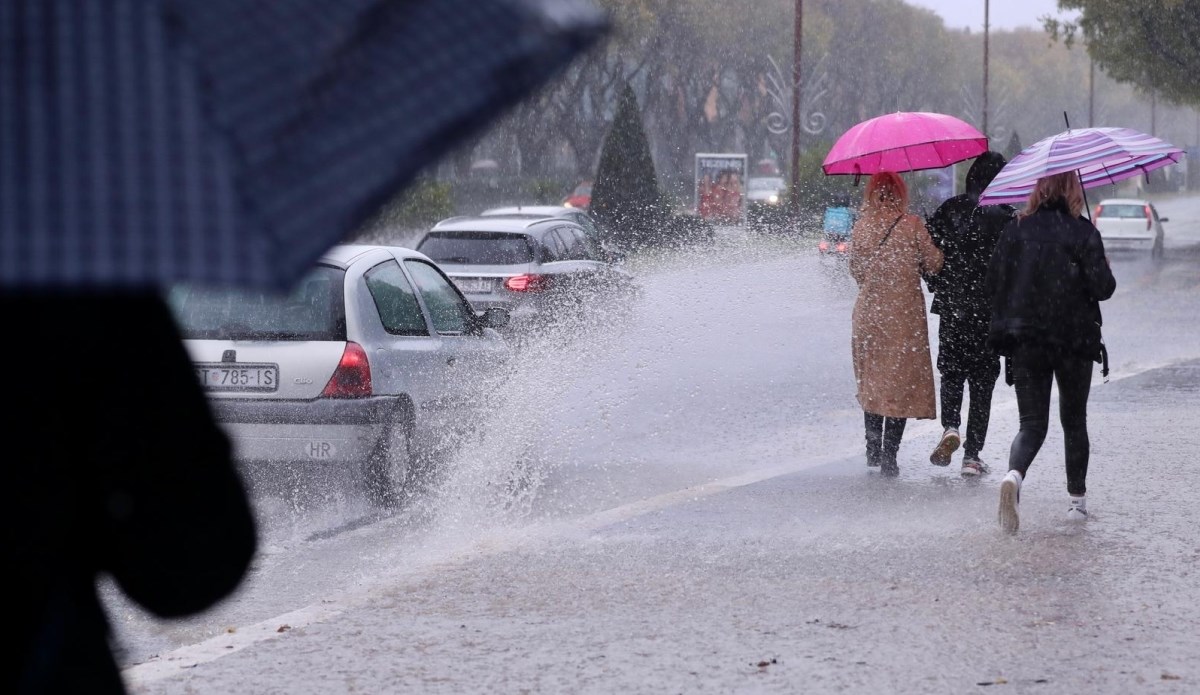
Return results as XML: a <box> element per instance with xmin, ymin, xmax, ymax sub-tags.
<box><xmin>1020</xmin><ymin>171</ymin><xmax>1085</xmax><ymax>219</ymax></box>
<box><xmin>862</xmin><ymin>171</ymin><xmax>909</xmax><ymax>214</ymax></box>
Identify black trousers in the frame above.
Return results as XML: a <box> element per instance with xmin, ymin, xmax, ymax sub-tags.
<box><xmin>940</xmin><ymin>359</ymin><xmax>1000</xmax><ymax>458</ymax></box>
<box><xmin>1007</xmin><ymin>350</ymin><xmax>1094</xmax><ymax>496</ymax></box>
<box><xmin>864</xmin><ymin>411</ymin><xmax>907</xmax><ymax>465</ymax></box>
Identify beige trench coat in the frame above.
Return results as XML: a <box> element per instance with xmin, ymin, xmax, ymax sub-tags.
<box><xmin>849</xmin><ymin>211</ymin><xmax>944</xmax><ymax>419</ymax></box>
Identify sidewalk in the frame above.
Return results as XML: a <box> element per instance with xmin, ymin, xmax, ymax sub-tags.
<box><xmin>126</xmin><ymin>360</ymin><xmax>1200</xmax><ymax>694</ymax></box>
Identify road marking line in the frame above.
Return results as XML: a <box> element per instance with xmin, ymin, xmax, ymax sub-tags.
<box><xmin>124</xmin><ymin>603</ymin><xmax>344</xmax><ymax>686</ymax></box>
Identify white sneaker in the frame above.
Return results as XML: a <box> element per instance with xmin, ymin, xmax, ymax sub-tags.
<box><xmin>1066</xmin><ymin>496</ymin><xmax>1088</xmax><ymax>521</ymax></box>
<box><xmin>998</xmin><ymin>470</ymin><xmax>1022</xmax><ymax>535</ymax></box>
<box><xmin>930</xmin><ymin>428</ymin><xmax>960</xmax><ymax>466</ymax></box>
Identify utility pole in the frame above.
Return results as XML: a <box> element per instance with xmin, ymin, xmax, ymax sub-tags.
<box><xmin>982</xmin><ymin>0</ymin><xmax>989</xmax><ymax>137</ymax></box>
<box><xmin>1150</xmin><ymin>91</ymin><xmax>1157</xmax><ymax>136</ymax></box>
<box><xmin>789</xmin><ymin>0</ymin><xmax>803</xmax><ymax>215</ymax></box>
<box><xmin>1088</xmin><ymin>57</ymin><xmax>1095</xmax><ymax>127</ymax></box>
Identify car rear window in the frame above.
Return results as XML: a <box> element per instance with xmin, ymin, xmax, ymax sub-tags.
<box><xmin>748</xmin><ymin>178</ymin><xmax>784</xmax><ymax>191</ymax></box>
<box><xmin>1097</xmin><ymin>204</ymin><xmax>1146</xmax><ymax>219</ymax></box>
<box><xmin>417</xmin><ymin>231</ymin><xmax>534</xmax><ymax>265</ymax></box>
<box><xmin>168</xmin><ymin>265</ymin><xmax>347</xmax><ymax>341</ymax></box>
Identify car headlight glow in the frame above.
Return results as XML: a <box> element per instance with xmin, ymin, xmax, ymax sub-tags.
<box><xmin>768</xmin><ymin>194</ymin><xmax>779</xmax><ymax>204</ymax></box>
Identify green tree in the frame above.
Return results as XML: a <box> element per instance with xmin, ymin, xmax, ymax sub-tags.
<box><xmin>1046</xmin><ymin>0</ymin><xmax>1200</xmax><ymax>105</ymax></box>
<box><xmin>589</xmin><ymin>83</ymin><xmax>664</xmax><ymax>248</ymax></box>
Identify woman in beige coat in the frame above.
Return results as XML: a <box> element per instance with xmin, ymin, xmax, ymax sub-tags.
<box><xmin>850</xmin><ymin>172</ymin><xmax>943</xmax><ymax>475</ymax></box>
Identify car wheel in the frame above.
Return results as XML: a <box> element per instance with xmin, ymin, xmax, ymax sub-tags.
<box><xmin>364</xmin><ymin>419</ymin><xmax>411</xmax><ymax>509</ymax></box>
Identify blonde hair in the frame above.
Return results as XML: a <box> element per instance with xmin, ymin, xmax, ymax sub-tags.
<box><xmin>862</xmin><ymin>171</ymin><xmax>908</xmax><ymax>214</ymax></box>
<box><xmin>1020</xmin><ymin>172</ymin><xmax>1085</xmax><ymax>218</ymax></box>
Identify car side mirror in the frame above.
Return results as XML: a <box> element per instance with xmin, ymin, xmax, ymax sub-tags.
<box><xmin>1159</xmin><ymin>217</ymin><xmax>1169</xmax><ymax>223</ymax></box>
<box><xmin>604</xmin><ymin>246</ymin><xmax>627</xmax><ymax>264</ymax></box>
<box><xmin>477</xmin><ymin>307</ymin><xmax>510</xmax><ymax>330</ymax></box>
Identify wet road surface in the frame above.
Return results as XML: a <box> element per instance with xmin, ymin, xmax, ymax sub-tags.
<box><xmin>113</xmin><ymin>194</ymin><xmax>1200</xmax><ymax>692</ymax></box>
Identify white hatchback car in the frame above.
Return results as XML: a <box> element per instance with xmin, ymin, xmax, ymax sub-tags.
<box><xmin>1093</xmin><ymin>198</ymin><xmax>1167</xmax><ymax>258</ymax></box>
<box><xmin>168</xmin><ymin>245</ymin><xmax>512</xmax><ymax>508</ymax></box>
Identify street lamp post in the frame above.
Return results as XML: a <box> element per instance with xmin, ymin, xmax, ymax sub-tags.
<box><xmin>1088</xmin><ymin>57</ymin><xmax>1095</xmax><ymax>127</ymax></box>
<box><xmin>982</xmin><ymin>0</ymin><xmax>989</xmax><ymax>138</ymax></box>
<box><xmin>789</xmin><ymin>0</ymin><xmax>803</xmax><ymax>215</ymax></box>
<box><xmin>1150</xmin><ymin>91</ymin><xmax>1157</xmax><ymax>136</ymax></box>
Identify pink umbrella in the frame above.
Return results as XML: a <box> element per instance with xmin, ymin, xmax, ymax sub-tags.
<box><xmin>822</xmin><ymin>112</ymin><xmax>988</xmax><ymax>176</ymax></box>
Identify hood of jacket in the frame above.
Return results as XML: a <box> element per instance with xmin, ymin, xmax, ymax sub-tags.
<box><xmin>965</xmin><ymin>151</ymin><xmax>1008</xmax><ymax>199</ymax></box>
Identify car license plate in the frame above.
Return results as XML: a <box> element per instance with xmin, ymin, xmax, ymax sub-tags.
<box><xmin>454</xmin><ymin>277</ymin><xmax>492</xmax><ymax>294</ymax></box>
<box><xmin>195</xmin><ymin>363</ymin><xmax>279</xmax><ymax>392</ymax></box>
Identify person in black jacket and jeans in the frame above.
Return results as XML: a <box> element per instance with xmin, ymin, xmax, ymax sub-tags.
<box><xmin>925</xmin><ymin>152</ymin><xmax>1016</xmax><ymax>477</ymax></box>
<box><xmin>986</xmin><ymin>171</ymin><xmax>1116</xmax><ymax>534</ymax></box>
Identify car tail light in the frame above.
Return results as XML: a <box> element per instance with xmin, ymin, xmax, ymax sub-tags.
<box><xmin>818</xmin><ymin>241</ymin><xmax>830</xmax><ymax>253</ymax></box>
<box><xmin>1094</xmin><ymin>205</ymin><xmax>1102</xmax><ymax>219</ymax></box>
<box><xmin>835</xmin><ymin>242</ymin><xmax>848</xmax><ymax>253</ymax></box>
<box><xmin>1144</xmin><ymin>205</ymin><xmax>1153</xmax><ymax>230</ymax></box>
<box><xmin>503</xmin><ymin>274</ymin><xmax>551</xmax><ymax>292</ymax></box>
<box><xmin>321</xmin><ymin>342</ymin><xmax>372</xmax><ymax>398</ymax></box>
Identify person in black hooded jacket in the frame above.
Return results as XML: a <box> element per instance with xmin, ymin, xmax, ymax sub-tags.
<box><xmin>3</xmin><ymin>289</ymin><xmax>257</xmax><ymax>695</ymax></box>
<box><xmin>986</xmin><ymin>171</ymin><xmax>1116</xmax><ymax>535</ymax></box>
<box><xmin>925</xmin><ymin>151</ymin><xmax>1016</xmax><ymax>476</ymax></box>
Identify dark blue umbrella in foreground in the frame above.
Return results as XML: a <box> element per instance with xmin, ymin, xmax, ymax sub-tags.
<box><xmin>0</xmin><ymin>0</ymin><xmax>607</xmax><ymax>291</ymax></box>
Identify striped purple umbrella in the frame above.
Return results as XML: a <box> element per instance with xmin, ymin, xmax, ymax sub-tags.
<box><xmin>978</xmin><ymin>127</ymin><xmax>1185</xmax><ymax>205</ymax></box>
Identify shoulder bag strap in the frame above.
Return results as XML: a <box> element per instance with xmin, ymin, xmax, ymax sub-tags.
<box><xmin>876</xmin><ymin>214</ymin><xmax>904</xmax><ymax>248</ymax></box>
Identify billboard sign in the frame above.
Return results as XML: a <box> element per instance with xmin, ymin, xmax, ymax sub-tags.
<box><xmin>695</xmin><ymin>153</ymin><xmax>748</xmax><ymax>224</ymax></box>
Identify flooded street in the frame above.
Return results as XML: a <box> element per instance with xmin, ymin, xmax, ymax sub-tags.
<box><xmin>110</xmin><ymin>195</ymin><xmax>1200</xmax><ymax>693</ymax></box>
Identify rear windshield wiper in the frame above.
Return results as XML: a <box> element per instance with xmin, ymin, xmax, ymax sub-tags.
<box><xmin>216</xmin><ymin>321</ymin><xmax>256</xmax><ymax>338</ymax></box>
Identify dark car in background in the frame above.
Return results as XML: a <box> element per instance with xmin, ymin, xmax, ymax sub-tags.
<box><xmin>415</xmin><ymin>216</ymin><xmax>638</xmax><ymax>336</ymax></box>
<box><xmin>480</xmin><ymin>204</ymin><xmax>625</xmax><ymax>263</ymax></box>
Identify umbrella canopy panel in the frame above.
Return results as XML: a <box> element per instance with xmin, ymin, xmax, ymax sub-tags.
<box><xmin>0</xmin><ymin>0</ymin><xmax>607</xmax><ymax>292</ymax></box>
<box><xmin>979</xmin><ymin>127</ymin><xmax>1186</xmax><ymax>205</ymax></box>
<box><xmin>822</xmin><ymin>111</ymin><xmax>988</xmax><ymax>175</ymax></box>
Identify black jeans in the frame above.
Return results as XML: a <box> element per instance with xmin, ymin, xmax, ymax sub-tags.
<box><xmin>940</xmin><ymin>359</ymin><xmax>1000</xmax><ymax>458</ymax></box>
<box><xmin>1007</xmin><ymin>350</ymin><xmax>1094</xmax><ymax>495</ymax></box>
<box><xmin>864</xmin><ymin>411</ymin><xmax>907</xmax><ymax>466</ymax></box>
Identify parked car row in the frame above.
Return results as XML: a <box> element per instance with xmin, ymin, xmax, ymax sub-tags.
<box><xmin>170</xmin><ymin>205</ymin><xmax>639</xmax><ymax>510</ymax></box>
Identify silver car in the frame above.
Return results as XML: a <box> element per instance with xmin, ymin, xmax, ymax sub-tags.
<box><xmin>414</xmin><ymin>216</ymin><xmax>638</xmax><ymax>333</ymax></box>
<box><xmin>168</xmin><ymin>245</ymin><xmax>512</xmax><ymax>508</ymax></box>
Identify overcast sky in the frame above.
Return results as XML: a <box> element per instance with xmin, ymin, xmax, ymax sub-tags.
<box><xmin>905</xmin><ymin>0</ymin><xmax>1079</xmax><ymax>31</ymax></box>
